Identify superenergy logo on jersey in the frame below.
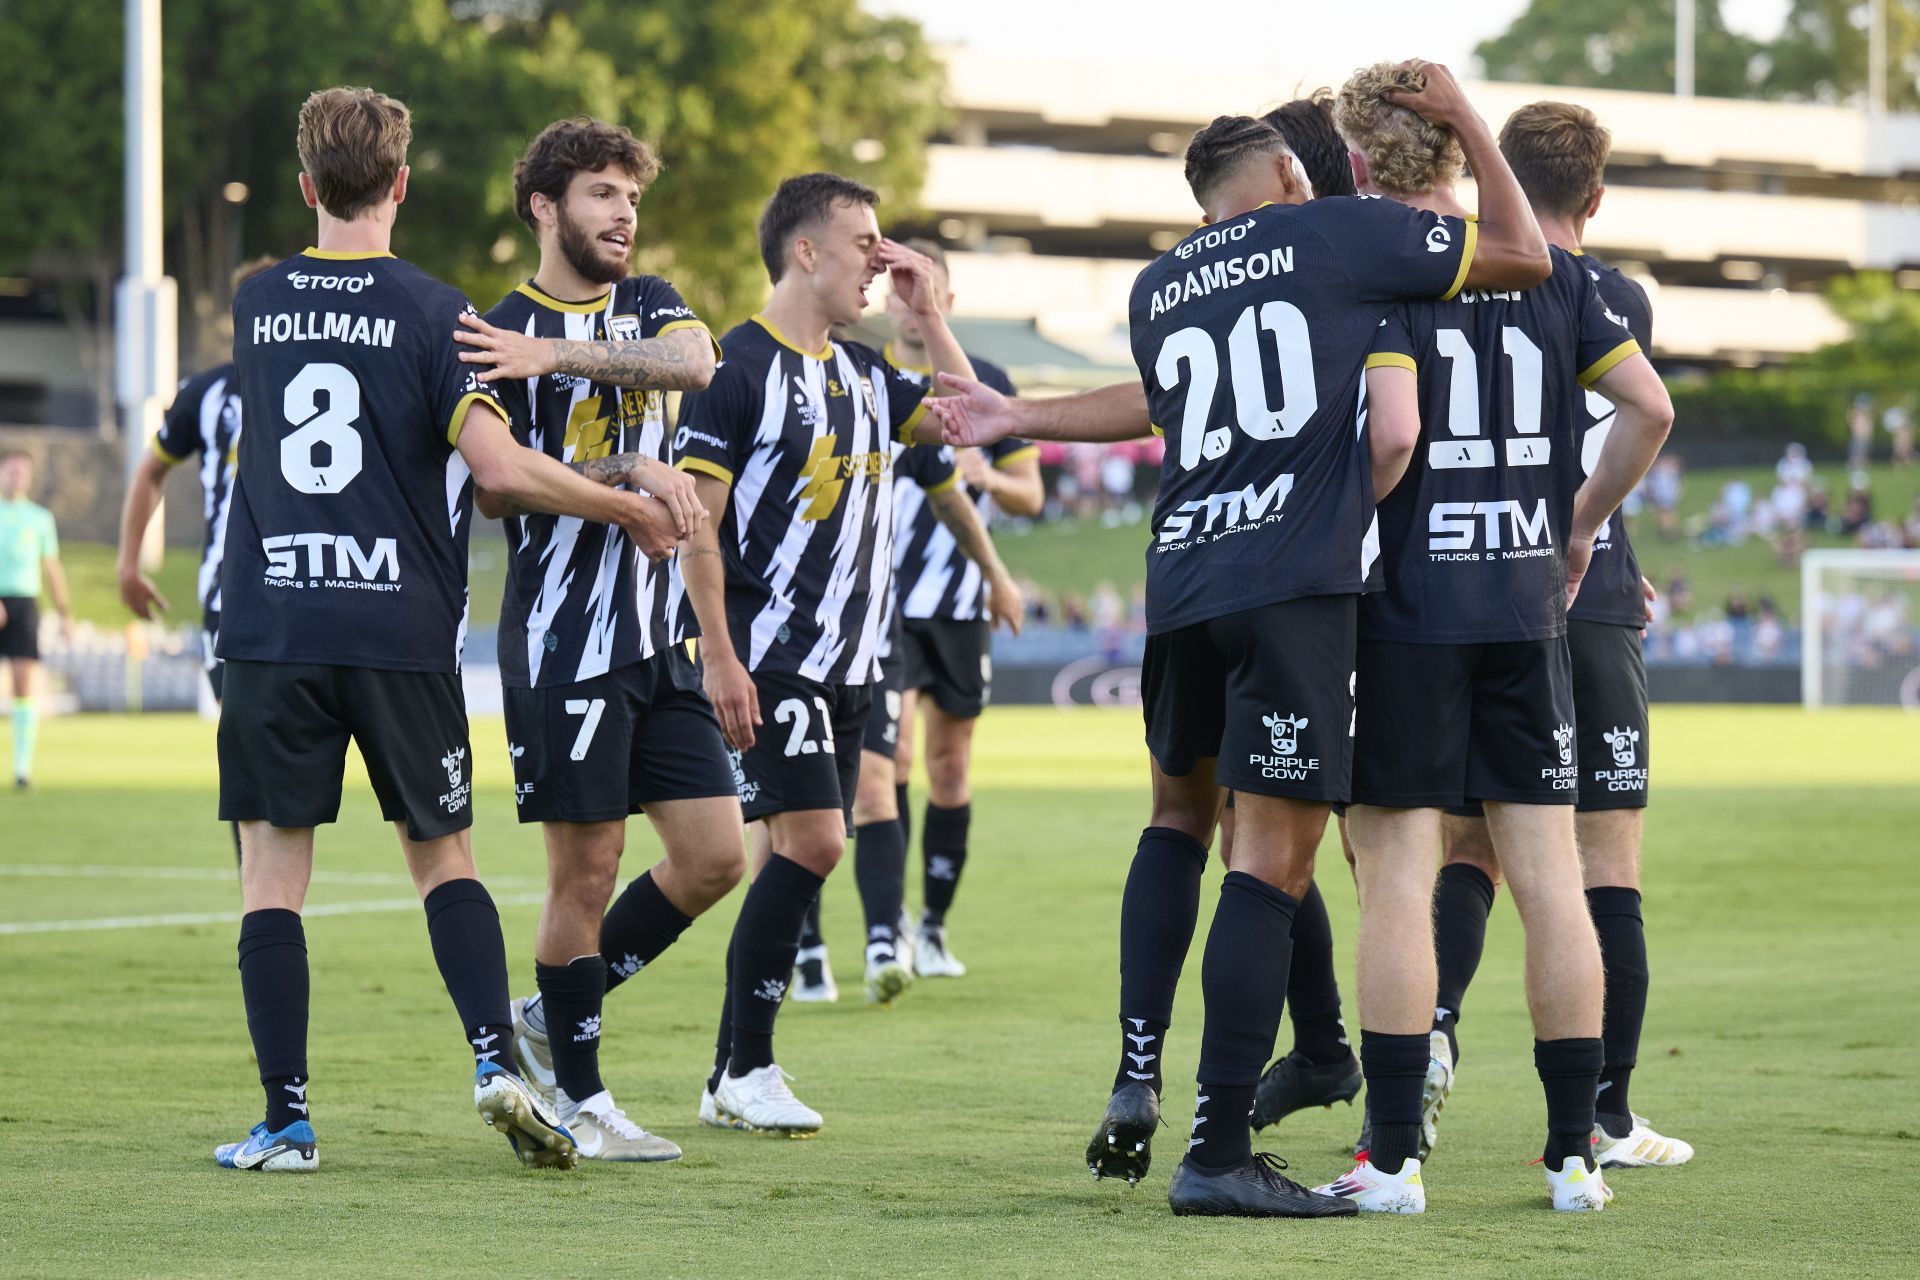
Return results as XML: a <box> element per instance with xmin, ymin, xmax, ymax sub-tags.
<box><xmin>796</xmin><ymin>434</ymin><xmax>892</xmax><ymax>522</ymax></box>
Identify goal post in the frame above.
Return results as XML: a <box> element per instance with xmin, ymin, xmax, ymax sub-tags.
<box><xmin>1800</xmin><ymin>548</ymin><xmax>1920</xmax><ymax>709</ymax></box>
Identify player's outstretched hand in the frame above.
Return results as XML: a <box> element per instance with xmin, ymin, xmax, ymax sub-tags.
<box><xmin>704</xmin><ymin>651</ymin><xmax>760</xmax><ymax>751</ymax></box>
<box><xmin>878</xmin><ymin>239</ymin><xmax>940</xmax><ymax>317</ymax></box>
<box><xmin>118</xmin><ymin>567</ymin><xmax>170</xmax><ymax>620</ymax></box>
<box><xmin>628</xmin><ymin>458</ymin><xmax>706</xmax><ymax>538</ymax></box>
<box><xmin>1641</xmin><ymin>574</ymin><xmax>1658</xmax><ymax>624</ymax></box>
<box><xmin>1566</xmin><ymin>532</ymin><xmax>1595</xmax><ymax>610</ymax></box>
<box><xmin>986</xmin><ymin>571</ymin><xmax>1025</xmax><ymax>637</ymax></box>
<box><xmin>1383</xmin><ymin>60</ymin><xmax>1475</xmax><ymax>132</ymax></box>
<box><xmin>455</xmin><ymin>312</ymin><xmax>558</xmax><ymax>383</ymax></box>
<box><xmin>931</xmin><ymin>372</ymin><xmax>1016</xmax><ymax>447</ymax></box>
<box><xmin>620</xmin><ymin>493</ymin><xmax>681</xmax><ymax>564</ymax></box>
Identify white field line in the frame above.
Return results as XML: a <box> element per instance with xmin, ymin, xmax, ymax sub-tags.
<box><xmin>0</xmin><ymin>863</ymin><xmax>542</xmax><ymax>888</ymax></box>
<box><xmin>0</xmin><ymin>890</ymin><xmax>550</xmax><ymax>937</ymax></box>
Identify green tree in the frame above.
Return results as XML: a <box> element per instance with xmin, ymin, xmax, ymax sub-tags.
<box><xmin>1762</xmin><ymin>0</ymin><xmax>1920</xmax><ymax>111</ymax></box>
<box><xmin>1474</xmin><ymin>0</ymin><xmax>1766</xmax><ymax>97</ymax></box>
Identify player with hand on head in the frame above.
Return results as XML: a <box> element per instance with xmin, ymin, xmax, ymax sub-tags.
<box><xmin>452</xmin><ymin>116</ymin><xmax>741</xmax><ymax>1163</ymax></box>
<box><xmin>212</xmin><ymin>86</ymin><xmax>683</xmax><ymax>1174</ymax></box>
<box><xmin>1307</xmin><ymin>68</ymin><xmax>1671</xmax><ymax>1215</ymax></box>
<box><xmin>931</xmin><ymin>60</ymin><xmax>1551</xmax><ymax>1218</ymax></box>
<box><xmin>1429</xmin><ymin>101</ymin><xmax>1693</xmax><ymax>1174</ymax></box>
<box><xmin>672</xmin><ymin>173</ymin><xmax>968</xmax><ymax>1133</ymax></box>
<box><xmin>0</xmin><ymin>449</ymin><xmax>73</xmax><ymax>790</ymax></box>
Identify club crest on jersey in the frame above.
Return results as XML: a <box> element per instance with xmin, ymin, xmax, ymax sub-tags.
<box><xmin>1250</xmin><ymin>712</ymin><xmax>1318</xmax><ymax>781</ymax></box>
<box><xmin>856</xmin><ymin>374</ymin><xmax>880</xmax><ymax>422</ymax></box>
<box><xmin>608</xmin><ymin>314</ymin><xmax>641</xmax><ymax>342</ymax></box>
<box><xmin>1603</xmin><ymin>725</ymin><xmax>1640</xmax><ymax>767</ymax></box>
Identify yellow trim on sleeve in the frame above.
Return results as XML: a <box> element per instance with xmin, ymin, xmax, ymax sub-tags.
<box><xmin>993</xmin><ymin>444</ymin><xmax>1040</xmax><ymax>470</ymax></box>
<box><xmin>513</xmin><ymin>282</ymin><xmax>611</xmax><ymax>314</ymax></box>
<box><xmin>1149</xmin><ymin>423</ymin><xmax>1164</xmax><ymax>437</ymax></box>
<box><xmin>676</xmin><ymin>456</ymin><xmax>736</xmax><ymax>486</ymax></box>
<box><xmin>302</xmin><ymin>247</ymin><xmax>395</xmax><ymax>261</ymax></box>
<box><xmin>1440</xmin><ymin>218</ymin><xmax>1479</xmax><ymax>301</ymax></box>
<box><xmin>1365</xmin><ymin>352</ymin><xmax>1418</xmax><ymax>374</ymax></box>
<box><xmin>657</xmin><ymin>318</ymin><xmax>723</xmax><ymax>361</ymax></box>
<box><xmin>897</xmin><ymin>399</ymin><xmax>930</xmax><ymax>444</ymax></box>
<box><xmin>882</xmin><ymin>341</ymin><xmax>933</xmax><ymax>376</ymax></box>
<box><xmin>751</xmin><ymin>313</ymin><xmax>831</xmax><ymax>361</ymax></box>
<box><xmin>924</xmin><ymin>472</ymin><xmax>960</xmax><ymax>496</ymax></box>
<box><xmin>447</xmin><ymin>390</ymin><xmax>508</xmax><ymax>447</ymax></box>
<box><xmin>1578</xmin><ymin>339</ymin><xmax>1642</xmax><ymax>388</ymax></box>
<box><xmin>150</xmin><ymin>435</ymin><xmax>191</xmax><ymax>465</ymax></box>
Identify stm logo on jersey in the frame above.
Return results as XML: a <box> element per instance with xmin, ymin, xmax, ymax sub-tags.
<box><xmin>794</xmin><ymin>434</ymin><xmax>889</xmax><ymax>522</ymax></box>
<box><xmin>1250</xmin><ymin>712</ymin><xmax>1318</xmax><ymax>781</ymax></box>
<box><xmin>1428</xmin><ymin>499</ymin><xmax>1554</xmax><ymax>560</ymax></box>
<box><xmin>439</xmin><ymin>747</ymin><xmax>471</xmax><ymax>813</ymax></box>
<box><xmin>1156</xmin><ymin>472</ymin><xmax>1295</xmax><ymax>549</ymax></box>
<box><xmin>262</xmin><ymin>533</ymin><xmax>401</xmax><ymax>589</ymax></box>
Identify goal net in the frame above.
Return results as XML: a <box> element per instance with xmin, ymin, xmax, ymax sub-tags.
<box><xmin>1801</xmin><ymin>549</ymin><xmax>1920</xmax><ymax>709</ymax></box>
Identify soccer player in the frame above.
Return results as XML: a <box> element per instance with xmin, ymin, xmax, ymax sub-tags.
<box><xmin>930</xmin><ymin>61</ymin><xmax>1553</xmax><ymax>1217</ymax></box>
<box><xmin>212</xmin><ymin>86</ymin><xmax>684</xmax><ymax>1173</ymax></box>
<box><xmin>118</xmin><ymin>257</ymin><xmax>277</xmax><ymax>863</ymax></box>
<box><xmin>446</xmin><ymin>117</ymin><xmax>739</xmax><ymax>1163</ymax></box>
<box><xmin>1427</xmin><ymin>102</ymin><xmax>1694</xmax><ymax>1172</ymax></box>
<box><xmin>0</xmin><ymin>449</ymin><xmax>74</xmax><ymax>789</ymax></box>
<box><xmin>672</xmin><ymin>173</ymin><xmax>968</xmax><ymax>1133</ymax></box>
<box><xmin>1305</xmin><ymin>68</ymin><xmax>1673</xmax><ymax>1214</ymax></box>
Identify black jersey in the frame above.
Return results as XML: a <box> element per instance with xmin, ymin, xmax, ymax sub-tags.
<box><xmin>886</xmin><ymin>348</ymin><xmax>1032</xmax><ymax>622</ymax></box>
<box><xmin>1566</xmin><ymin>254</ymin><xmax>1655</xmax><ymax>629</ymax></box>
<box><xmin>155</xmin><ymin>362</ymin><xmax>242</xmax><ymax>621</ymax></box>
<box><xmin>219</xmin><ymin>249</ymin><xmax>508</xmax><ymax>673</ymax></box>
<box><xmin>485</xmin><ymin>277</ymin><xmax>716</xmax><ymax>688</ymax></box>
<box><xmin>675</xmin><ymin>315</ymin><xmax>943</xmax><ymax>685</ymax></box>
<box><xmin>1360</xmin><ymin>246</ymin><xmax>1641</xmax><ymax>644</ymax></box>
<box><xmin>1130</xmin><ymin>196</ymin><xmax>1478</xmax><ymax>633</ymax></box>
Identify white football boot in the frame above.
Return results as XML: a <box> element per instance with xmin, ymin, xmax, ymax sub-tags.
<box><xmin>509</xmin><ymin>996</ymin><xmax>560</xmax><ymax>1109</ymax></box>
<box><xmin>895</xmin><ymin>909</ymin><xmax>918</xmax><ymax>975</ymax></box>
<box><xmin>865</xmin><ymin>945</ymin><xmax>914</xmax><ymax>1007</ymax></box>
<box><xmin>790</xmin><ymin>945</ymin><xmax>838</xmax><ymax>1003</ymax></box>
<box><xmin>1546</xmin><ymin>1156</ymin><xmax>1615</xmax><ymax>1211</ymax></box>
<box><xmin>712</xmin><ymin>1064</ymin><xmax>822</xmax><ymax>1137</ymax></box>
<box><xmin>1421</xmin><ymin>1029</ymin><xmax>1455</xmax><ymax>1156</ymax></box>
<box><xmin>1313</xmin><ymin>1157</ymin><xmax>1426</xmax><ymax>1214</ymax></box>
<box><xmin>699</xmin><ymin>1083</ymin><xmax>752</xmax><ymax>1131</ymax></box>
<box><xmin>914</xmin><ymin>921</ymin><xmax>968</xmax><ymax>978</ymax></box>
<box><xmin>1594</xmin><ymin>1114</ymin><xmax>1694</xmax><ymax>1168</ymax></box>
<box><xmin>564</xmin><ymin>1090</ymin><xmax>681</xmax><ymax>1162</ymax></box>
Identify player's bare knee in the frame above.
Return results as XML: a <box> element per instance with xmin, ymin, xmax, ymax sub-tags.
<box><xmin>1440</xmin><ymin>817</ymin><xmax>1503</xmax><ymax>888</ymax></box>
<box><xmin>1575</xmin><ymin>809</ymin><xmax>1643</xmax><ymax>889</ymax></box>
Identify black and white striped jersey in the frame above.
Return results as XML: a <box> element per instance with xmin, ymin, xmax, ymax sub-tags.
<box><xmin>886</xmin><ymin>348</ymin><xmax>1034</xmax><ymax>622</ymax></box>
<box><xmin>1565</xmin><ymin>254</ymin><xmax>1655</xmax><ymax>630</ymax></box>
<box><xmin>485</xmin><ymin>277</ymin><xmax>716</xmax><ymax>689</ymax></box>
<box><xmin>154</xmin><ymin>362</ymin><xmax>242</xmax><ymax>622</ymax></box>
<box><xmin>675</xmin><ymin>315</ymin><xmax>946</xmax><ymax>685</ymax></box>
<box><xmin>220</xmin><ymin>249</ymin><xmax>508</xmax><ymax>674</ymax></box>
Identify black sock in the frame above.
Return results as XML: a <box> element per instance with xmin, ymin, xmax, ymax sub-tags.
<box><xmin>1286</xmin><ymin>880</ymin><xmax>1348</xmax><ymax>1063</ymax></box>
<box><xmin>422</xmin><ymin>879</ymin><xmax>515</xmax><ymax>1074</ymax></box>
<box><xmin>1359</xmin><ymin>1030</ymin><xmax>1430</xmax><ymax>1174</ymax></box>
<box><xmin>854</xmin><ymin>819</ymin><xmax>907</xmax><ymax>960</ymax></box>
<box><xmin>1588</xmin><ymin>886</ymin><xmax>1647</xmax><ymax>1126</ymax></box>
<box><xmin>238</xmin><ymin>909</ymin><xmax>310</xmax><ymax>1131</ymax></box>
<box><xmin>1116</xmin><ymin>826</ymin><xmax>1207</xmax><ymax>1096</ymax></box>
<box><xmin>535</xmin><ymin>956</ymin><xmax>608</xmax><ymax>1105</ymax></box>
<box><xmin>797</xmin><ymin>892</ymin><xmax>825</xmax><ymax>950</ymax></box>
<box><xmin>708</xmin><ymin>937</ymin><xmax>734</xmax><ymax>1094</ymax></box>
<box><xmin>1115</xmin><ymin>1016</ymin><xmax>1169</xmax><ymax>1096</ymax></box>
<box><xmin>1432</xmin><ymin>862</ymin><xmax>1495</xmax><ymax>1064</ymax></box>
<box><xmin>896</xmin><ymin>782</ymin><xmax>912</xmax><ymax>855</ymax></box>
<box><xmin>601</xmin><ymin>871</ymin><xmax>694</xmax><ymax>992</ymax></box>
<box><xmin>728</xmin><ymin>854</ymin><xmax>825</xmax><ymax>1076</ymax></box>
<box><xmin>1191</xmin><ymin>871</ymin><xmax>1298</xmax><ymax>1169</ymax></box>
<box><xmin>921</xmin><ymin>801</ymin><xmax>971</xmax><ymax>926</ymax></box>
<box><xmin>1537</xmin><ymin>1036</ymin><xmax>1606</xmax><ymax>1170</ymax></box>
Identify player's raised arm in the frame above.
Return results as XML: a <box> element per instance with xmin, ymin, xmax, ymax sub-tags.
<box><xmin>455</xmin><ymin>312</ymin><xmax>716</xmax><ymax>391</ymax></box>
<box><xmin>931</xmin><ymin>375</ymin><xmax>1151</xmax><ymax>447</ymax></box>
<box><xmin>882</xmin><ymin>240</ymin><xmax>976</xmax><ymax>444</ymax></box>
<box><xmin>1568</xmin><ymin>353</ymin><xmax>1673</xmax><ymax>604</ymax></box>
<box><xmin>924</xmin><ymin>478</ymin><xmax>1024</xmax><ymax>636</ymax></box>
<box><xmin>456</xmin><ymin>401</ymin><xmax>684</xmax><ymax>558</ymax></box>
<box><xmin>1387</xmin><ymin>61</ymin><xmax>1549</xmax><ymax>292</ymax></box>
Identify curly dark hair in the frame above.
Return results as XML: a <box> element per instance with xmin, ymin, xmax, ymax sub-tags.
<box><xmin>1261</xmin><ymin>91</ymin><xmax>1355</xmax><ymax>199</ymax></box>
<box><xmin>758</xmin><ymin>172</ymin><xmax>878</xmax><ymax>283</ymax></box>
<box><xmin>513</xmin><ymin>117</ymin><xmax>661</xmax><ymax>230</ymax></box>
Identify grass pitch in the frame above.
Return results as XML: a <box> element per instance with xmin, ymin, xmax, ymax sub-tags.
<box><xmin>0</xmin><ymin>706</ymin><xmax>1915</xmax><ymax>1276</ymax></box>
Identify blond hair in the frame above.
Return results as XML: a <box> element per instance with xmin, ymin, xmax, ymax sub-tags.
<box><xmin>1333</xmin><ymin>63</ymin><xmax>1464</xmax><ymax>197</ymax></box>
<box><xmin>296</xmin><ymin>87</ymin><xmax>411</xmax><ymax>220</ymax></box>
<box><xmin>1500</xmin><ymin>101</ymin><xmax>1611</xmax><ymax>218</ymax></box>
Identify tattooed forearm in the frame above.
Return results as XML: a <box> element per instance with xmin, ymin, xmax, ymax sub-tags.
<box><xmin>576</xmin><ymin>451</ymin><xmax>643</xmax><ymax>486</ymax></box>
<box><xmin>550</xmin><ymin>329</ymin><xmax>715</xmax><ymax>390</ymax></box>
<box><xmin>928</xmin><ymin>485</ymin><xmax>1002</xmax><ymax>575</ymax></box>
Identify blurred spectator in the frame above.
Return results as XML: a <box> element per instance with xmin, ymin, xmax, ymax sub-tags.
<box><xmin>1754</xmin><ymin>601</ymin><xmax>1786</xmax><ymax>660</ymax></box>
<box><xmin>1647</xmin><ymin>455</ymin><xmax>1684</xmax><ymax>539</ymax></box>
<box><xmin>1840</xmin><ymin>472</ymin><xmax>1875</xmax><ymax>538</ymax></box>
<box><xmin>1849</xmin><ymin>393</ymin><xmax>1876</xmax><ymax>470</ymax></box>
<box><xmin>1725</xmin><ymin>588</ymin><xmax>1751</xmax><ymax>622</ymax></box>
<box><xmin>1665</xmin><ymin>569</ymin><xmax>1693</xmax><ymax>615</ymax></box>
<box><xmin>1059</xmin><ymin>591</ymin><xmax>1088</xmax><ymax>630</ymax></box>
<box><xmin>1089</xmin><ymin>580</ymin><xmax>1124</xmax><ymax>631</ymax></box>
<box><xmin>1885</xmin><ymin>404</ymin><xmax>1913</xmax><ymax>467</ymax></box>
<box><xmin>1776</xmin><ymin>443</ymin><xmax>1813</xmax><ymax>488</ymax></box>
<box><xmin>1905</xmin><ymin>496</ymin><xmax>1920</xmax><ymax>548</ymax></box>
<box><xmin>1128</xmin><ymin>582</ymin><xmax>1149</xmax><ymax>633</ymax></box>
<box><xmin>1805</xmin><ymin>483</ymin><xmax>1832</xmax><ymax>531</ymax></box>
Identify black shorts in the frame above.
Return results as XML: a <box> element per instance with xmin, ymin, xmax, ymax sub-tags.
<box><xmin>732</xmin><ymin>671</ymin><xmax>871</xmax><ymax>823</ymax></box>
<box><xmin>218</xmin><ymin>661</ymin><xmax>472</xmax><ymax>841</ymax></box>
<box><xmin>1445</xmin><ymin>622</ymin><xmax>1649</xmax><ymax>817</ymax></box>
<box><xmin>900</xmin><ymin>617</ymin><xmax>992</xmax><ymax>718</ymax></box>
<box><xmin>1142</xmin><ymin>595</ymin><xmax>1357</xmax><ymax>803</ymax></box>
<box><xmin>0</xmin><ymin>597</ymin><xmax>39</xmax><ymax>660</ymax></box>
<box><xmin>203</xmin><ymin>610</ymin><xmax>226</xmax><ymax>702</ymax></box>
<box><xmin>501</xmin><ymin>647</ymin><xmax>736</xmax><ymax>825</ymax></box>
<box><xmin>863</xmin><ymin>642</ymin><xmax>907</xmax><ymax>758</ymax></box>
<box><xmin>1351</xmin><ymin>637</ymin><xmax>1576</xmax><ymax>809</ymax></box>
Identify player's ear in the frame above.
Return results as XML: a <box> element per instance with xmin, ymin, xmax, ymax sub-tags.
<box><xmin>1586</xmin><ymin>186</ymin><xmax>1605</xmax><ymax>221</ymax></box>
<box><xmin>792</xmin><ymin>234</ymin><xmax>816</xmax><ymax>276</ymax></box>
<box><xmin>1348</xmin><ymin>149</ymin><xmax>1371</xmax><ymax>194</ymax></box>
<box><xmin>298</xmin><ymin>171</ymin><xmax>320</xmax><ymax>211</ymax></box>
<box><xmin>1277</xmin><ymin>152</ymin><xmax>1309</xmax><ymax>204</ymax></box>
<box><xmin>391</xmin><ymin>165</ymin><xmax>409</xmax><ymax>207</ymax></box>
